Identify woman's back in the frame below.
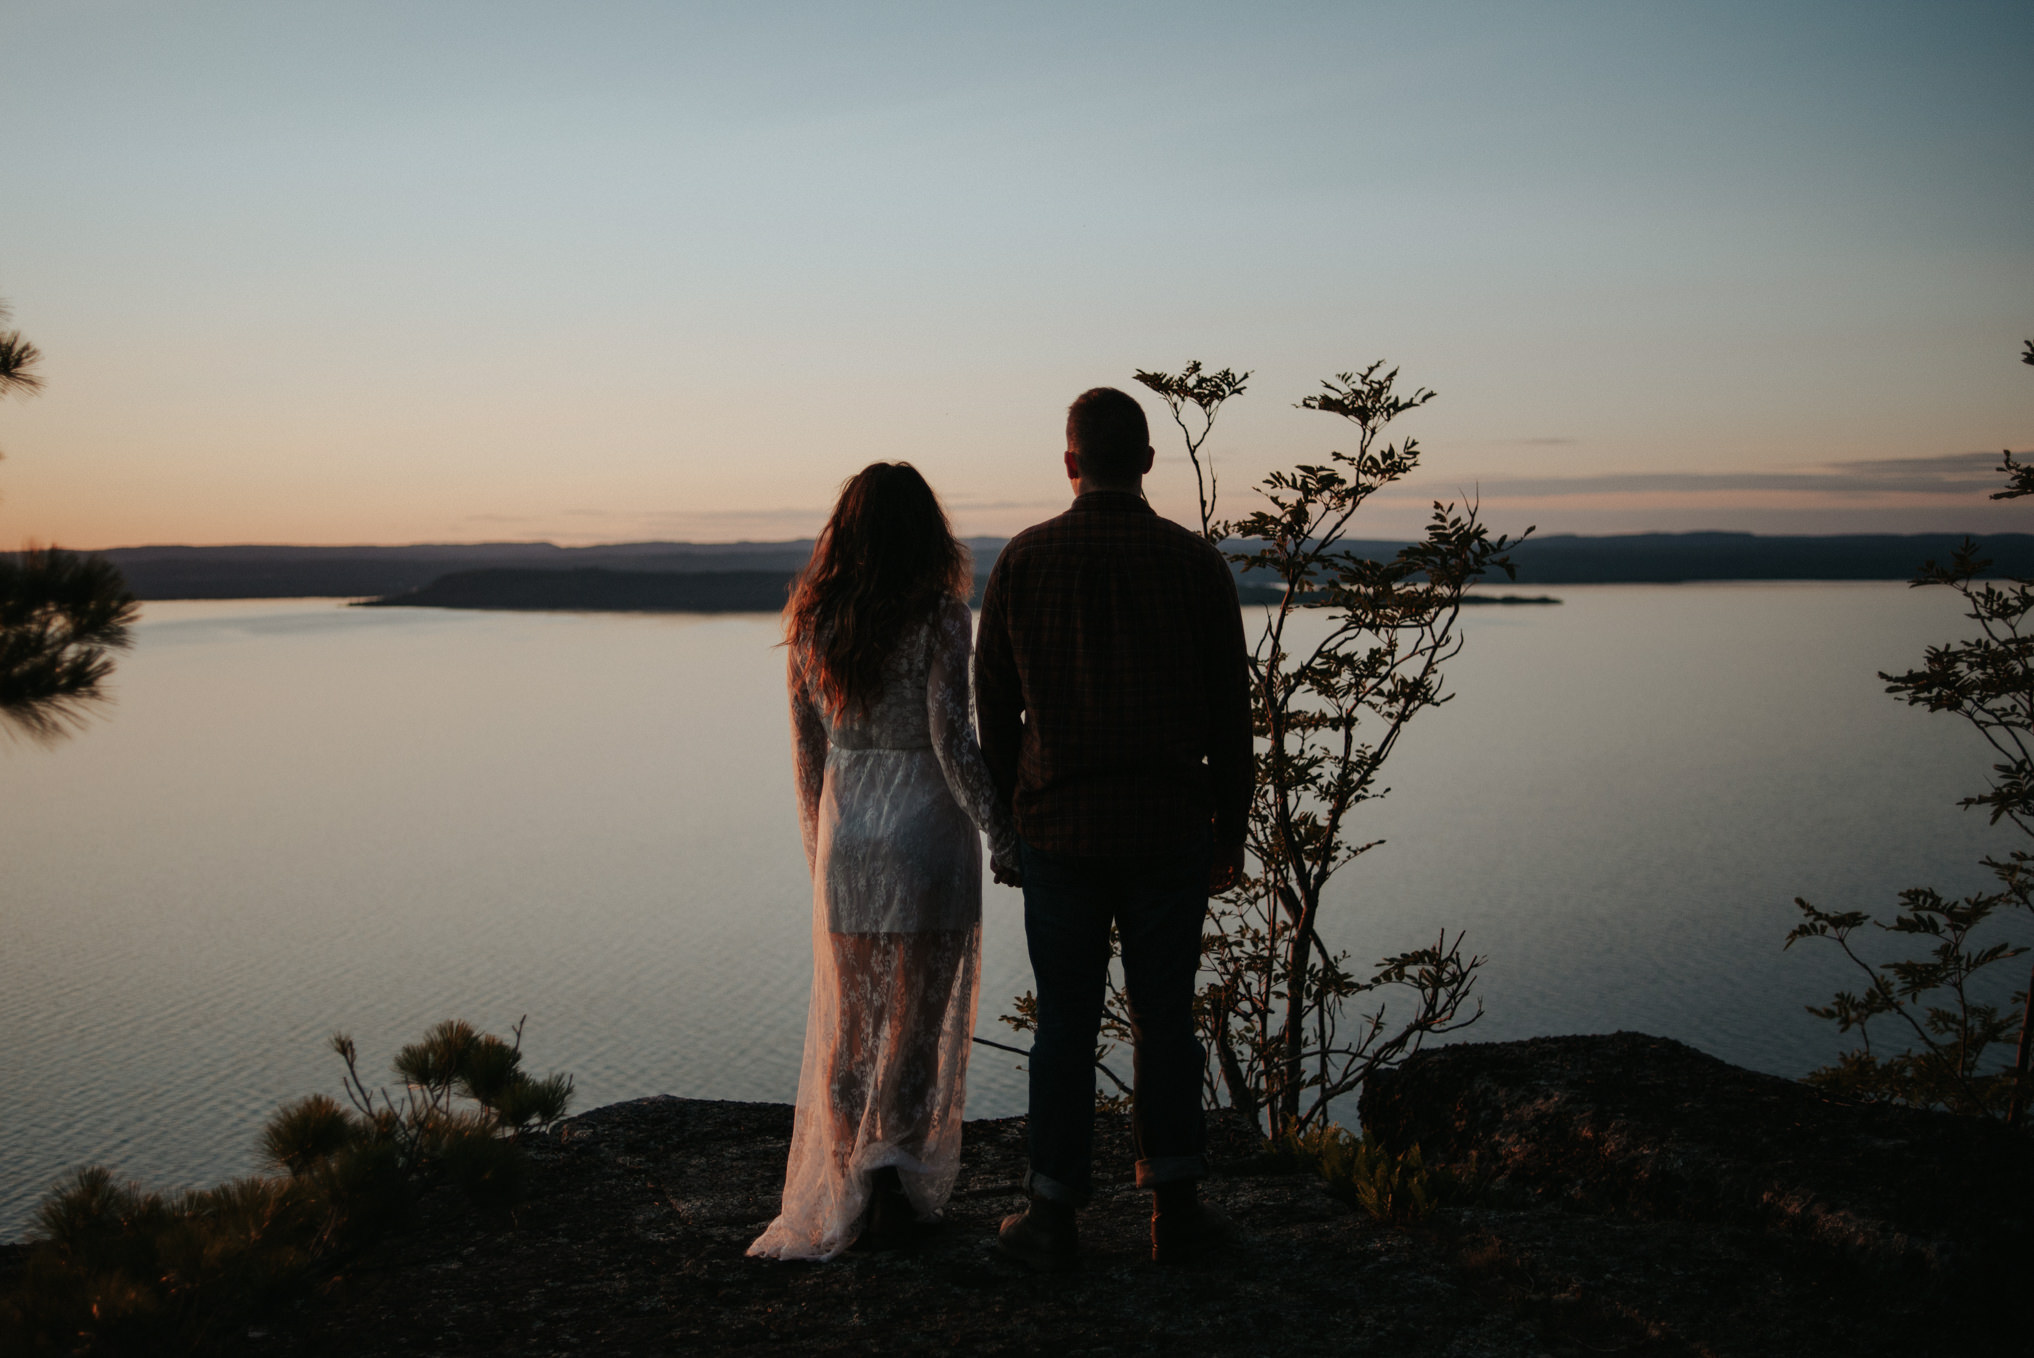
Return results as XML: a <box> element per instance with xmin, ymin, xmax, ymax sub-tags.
<box><xmin>752</xmin><ymin>461</ymin><xmax>1009</xmax><ymax>1263</ymax></box>
<box><xmin>798</xmin><ymin>611</ymin><xmax>939</xmax><ymax>752</ymax></box>
<box><xmin>791</xmin><ymin>595</ymin><xmax>1003</xmax><ymax>936</ymax></box>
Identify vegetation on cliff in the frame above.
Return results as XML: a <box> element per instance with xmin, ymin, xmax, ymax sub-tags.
<box><xmin>1788</xmin><ymin>341</ymin><xmax>2034</xmax><ymax>1125</ymax></box>
<box><xmin>1</xmin><ymin>1019</ymin><xmax>572</xmax><ymax>1356</ymax></box>
<box><xmin>1138</xmin><ymin>360</ymin><xmax>1523</xmax><ymax>1136</ymax></box>
<box><xmin>20</xmin><ymin>1042</ymin><xmax>2001</xmax><ymax>1358</ymax></box>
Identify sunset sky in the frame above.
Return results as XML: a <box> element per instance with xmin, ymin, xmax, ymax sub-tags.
<box><xmin>1</xmin><ymin>1</ymin><xmax>2029</xmax><ymax>548</ymax></box>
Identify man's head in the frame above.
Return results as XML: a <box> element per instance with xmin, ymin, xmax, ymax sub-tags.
<box><xmin>1064</xmin><ymin>387</ymin><xmax>1154</xmax><ymax>491</ymax></box>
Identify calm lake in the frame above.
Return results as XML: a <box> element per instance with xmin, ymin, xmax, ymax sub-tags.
<box><xmin>0</xmin><ymin>583</ymin><xmax>2020</xmax><ymax>1239</ymax></box>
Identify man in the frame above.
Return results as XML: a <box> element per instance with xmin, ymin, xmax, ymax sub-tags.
<box><xmin>975</xmin><ymin>386</ymin><xmax>1252</xmax><ymax>1270</ymax></box>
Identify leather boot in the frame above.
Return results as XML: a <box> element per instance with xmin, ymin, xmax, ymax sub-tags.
<box><xmin>1150</xmin><ymin>1179</ymin><xmax>1237</xmax><ymax>1265</ymax></box>
<box><xmin>997</xmin><ymin>1193</ymin><xmax>1078</xmax><ymax>1272</ymax></box>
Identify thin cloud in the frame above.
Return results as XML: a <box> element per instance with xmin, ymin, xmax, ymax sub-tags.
<box><xmin>1386</xmin><ymin>450</ymin><xmax>2012</xmax><ymax>500</ymax></box>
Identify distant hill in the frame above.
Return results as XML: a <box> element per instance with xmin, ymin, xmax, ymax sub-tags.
<box><xmin>358</xmin><ymin>565</ymin><xmax>1018</xmax><ymax>613</ymax></box>
<box><xmin>92</xmin><ymin>531</ymin><xmax>2034</xmax><ymax>603</ymax></box>
<box><xmin>360</xmin><ymin>567</ymin><xmax>804</xmax><ymax>613</ymax></box>
<box><xmin>100</xmin><ymin>540</ymin><xmax>828</xmax><ymax>599</ymax></box>
<box><xmin>1241</xmin><ymin>532</ymin><xmax>2034</xmax><ymax>588</ymax></box>
<box><xmin>1498</xmin><ymin>532</ymin><xmax>2034</xmax><ymax>584</ymax></box>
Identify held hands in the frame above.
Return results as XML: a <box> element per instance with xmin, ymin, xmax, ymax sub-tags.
<box><xmin>990</xmin><ymin>841</ymin><xmax>1023</xmax><ymax>889</ymax></box>
<box><xmin>989</xmin><ymin>842</ymin><xmax>1234</xmax><ymax>891</ymax></box>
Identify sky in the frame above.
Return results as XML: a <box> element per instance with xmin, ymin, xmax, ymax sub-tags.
<box><xmin>0</xmin><ymin>0</ymin><xmax>2029</xmax><ymax>548</ymax></box>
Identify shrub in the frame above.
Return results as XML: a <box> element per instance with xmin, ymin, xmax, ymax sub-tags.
<box><xmin>1788</xmin><ymin>887</ymin><xmax>2026</xmax><ymax>1118</ymax></box>
<box><xmin>259</xmin><ymin>1092</ymin><xmax>358</xmax><ymax>1177</ymax></box>
<box><xmin>1789</xmin><ymin>345</ymin><xmax>2034</xmax><ymax>1125</ymax></box>
<box><xmin>0</xmin><ymin>1016</ymin><xmax>573</xmax><ymax>1355</ymax></box>
<box><xmin>2</xmin><ymin>1167</ymin><xmax>322</xmax><ymax>1355</ymax></box>
<box><xmin>329</xmin><ymin>1015</ymin><xmax>574</xmax><ymax>1182</ymax></box>
<box><xmin>1284</xmin><ymin>1122</ymin><xmax>1442</xmax><ymax>1226</ymax></box>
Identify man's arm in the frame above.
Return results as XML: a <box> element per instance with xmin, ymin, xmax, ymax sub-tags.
<box><xmin>973</xmin><ymin>554</ymin><xmax>1024</xmax><ymax>810</ymax></box>
<box><xmin>1203</xmin><ymin>550</ymin><xmax>1253</xmax><ymax>890</ymax></box>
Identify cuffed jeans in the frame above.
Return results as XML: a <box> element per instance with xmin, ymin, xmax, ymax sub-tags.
<box><xmin>1019</xmin><ymin>833</ymin><xmax>1212</xmax><ymax>1205</ymax></box>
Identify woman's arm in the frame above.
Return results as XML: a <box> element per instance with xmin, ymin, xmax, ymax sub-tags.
<box><xmin>787</xmin><ymin>647</ymin><xmax>827</xmax><ymax>875</ymax></box>
<box><xmin>973</xmin><ymin>554</ymin><xmax>1022</xmax><ymax>807</ymax></box>
<box><xmin>927</xmin><ymin>596</ymin><xmax>1020</xmax><ymax>884</ymax></box>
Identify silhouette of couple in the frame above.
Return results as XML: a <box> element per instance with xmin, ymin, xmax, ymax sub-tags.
<box><xmin>747</xmin><ymin>388</ymin><xmax>1252</xmax><ymax>1270</ymax></box>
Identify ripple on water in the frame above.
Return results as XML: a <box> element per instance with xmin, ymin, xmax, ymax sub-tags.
<box><xmin>3</xmin><ymin>589</ymin><xmax>2022</xmax><ymax>1239</ymax></box>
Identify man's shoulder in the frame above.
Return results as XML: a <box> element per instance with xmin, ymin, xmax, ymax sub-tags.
<box><xmin>1114</xmin><ymin>510</ymin><xmax>1233</xmax><ymax>577</ymax></box>
<box><xmin>985</xmin><ymin>512</ymin><xmax>1230</xmax><ymax>608</ymax></box>
<box><xmin>998</xmin><ymin>516</ymin><xmax>1060</xmax><ymax>558</ymax></box>
<box><xmin>996</xmin><ymin>503</ymin><xmax>1219</xmax><ymax>558</ymax></box>
<box><xmin>1144</xmin><ymin>512</ymin><xmax>1223</xmax><ymax>554</ymax></box>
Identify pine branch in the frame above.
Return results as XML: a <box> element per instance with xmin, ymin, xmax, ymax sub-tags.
<box><xmin>0</xmin><ymin>547</ymin><xmax>140</xmax><ymax>740</ymax></box>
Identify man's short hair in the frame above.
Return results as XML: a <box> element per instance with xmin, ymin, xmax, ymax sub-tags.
<box><xmin>1066</xmin><ymin>387</ymin><xmax>1150</xmax><ymax>484</ymax></box>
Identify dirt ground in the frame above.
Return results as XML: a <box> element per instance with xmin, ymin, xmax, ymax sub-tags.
<box><xmin>199</xmin><ymin>1091</ymin><xmax>1994</xmax><ymax>1358</ymax></box>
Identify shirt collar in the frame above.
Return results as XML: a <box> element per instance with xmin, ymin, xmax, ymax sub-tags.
<box><xmin>1070</xmin><ymin>489</ymin><xmax>1155</xmax><ymax>515</ymax></box>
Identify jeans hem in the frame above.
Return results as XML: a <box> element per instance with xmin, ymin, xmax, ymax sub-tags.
<box><xmin>1133</xmin><ymin>1155</ymin><xmax>1206</xmax><ymax>1189</ymax></box>
<box><xmin>1022</xmin><ymin>1168</ymin><xmax>1091</xmax><ymax>1207</ymax></box>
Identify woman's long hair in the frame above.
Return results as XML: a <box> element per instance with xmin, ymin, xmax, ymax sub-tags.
<box><xmin>786</xmin><ymin>462</ymin><xmax>972</xmax><ymax>718</ymax></box>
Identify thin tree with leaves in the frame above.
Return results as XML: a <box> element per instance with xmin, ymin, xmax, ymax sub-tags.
<box><xmin>1130</xmin><ymin>360</ymin><xmax>1526</xmax><ymax>1136</ymax></box>
<box><xmin>1788</xmin><ymin>338</ymin><xmax>2034</xmax><ymax>1126</ymax></box>
<box><xmin>0</xmin><ymin>297</ymin><xmax>139</xmax><ymax>740</ymax></box>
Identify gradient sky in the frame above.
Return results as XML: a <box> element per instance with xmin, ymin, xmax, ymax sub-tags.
<box><xmin>1</xmin><ymin>0</ymin><xmax>2029</xmax><ymax>547</ymax></box>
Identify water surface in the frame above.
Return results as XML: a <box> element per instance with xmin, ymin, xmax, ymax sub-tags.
<box><xmin>0</xmin><ymin>584</ymin><xmax>2017</xmax><ymax>1238</ymax></box>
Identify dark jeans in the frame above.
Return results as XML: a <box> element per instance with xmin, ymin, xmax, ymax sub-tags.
<box><xmin>1020</xmin><ymin>833</ymin><xmax>1212</xmax><ymax>1205</ymax></box>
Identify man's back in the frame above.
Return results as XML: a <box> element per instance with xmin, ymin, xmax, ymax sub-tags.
<box><xmin>985</xmin><ymin>386</ymin><xmax>1247</xmax><ymax>1270</ymax></box>
<box><xmin>974</xmin><ymin>490</ymin><xmax>1251</xmax><ymax>858</ymax></box>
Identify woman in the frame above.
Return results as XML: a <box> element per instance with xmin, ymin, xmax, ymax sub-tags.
<box><xmin>748</xmin><ymin>462</ymin><xmax>1017</xmax><ymax>1261</ymax></box>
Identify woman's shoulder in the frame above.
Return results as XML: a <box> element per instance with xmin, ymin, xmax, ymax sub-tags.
<box><xmin>929</xmin><ymin>592</ymin><xmax>975</xmax><ymax>638</ymax></box>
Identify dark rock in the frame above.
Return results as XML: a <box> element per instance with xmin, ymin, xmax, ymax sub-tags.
<box><xmin>1359</xmin><ymin>1031</ymin><xmax>2034</xmax><ymax>1286</ymax></box>
<box><xmin>214</xmin><ymin>1098</ymin><xmax>1539</xmax><ymax>1357</ymax></box>
<box><xmin>197</xmin><ymin>1073</ymin><xmax>2007</xmax><ymax>1358</ymax></box>
<box><xmin>15</xmin><ymin>1039</ymin><xmax>2014</xmax><ymax>1355</ymax></box>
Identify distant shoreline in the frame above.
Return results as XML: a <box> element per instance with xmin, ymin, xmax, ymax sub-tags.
<box><xmin>85</xmin><ymin>531</ymin><xmax>2034</xmax><ymax>604</ymax></box>
<box><xmin>356</xmin><ymin>567</ymin><xmax>804</xmax><ymax>614</ymax></box>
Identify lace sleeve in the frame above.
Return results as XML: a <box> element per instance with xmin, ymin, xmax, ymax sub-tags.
<box><xmin>926</xmin><ymin>597</ymin><xmax>1018</xmax><ymax>866</ymax></box>
<box><xmin>787</xmin><ymin>646</ymin><xmax>827</xmax><ymax>875</ymax></box>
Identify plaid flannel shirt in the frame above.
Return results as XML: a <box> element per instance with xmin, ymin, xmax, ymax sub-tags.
<box><xmin>974</xmin><ymin>490</ymin><xmax>1252</xmax><ymax>857</ymax></box>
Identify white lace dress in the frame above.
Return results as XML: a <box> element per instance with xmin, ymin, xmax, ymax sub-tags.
<box><xmin>748</xmin><ymin>595</ymin><xmax>1016</xmax><ymax>1261</ymax></box>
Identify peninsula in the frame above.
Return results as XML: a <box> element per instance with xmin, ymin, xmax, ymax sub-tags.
<box><xmin>92</xmin><ymin>533</ymin><xmax>2034</xmax><ymax>609</ymax></box>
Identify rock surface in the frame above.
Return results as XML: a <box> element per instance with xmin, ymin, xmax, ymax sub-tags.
<box><xmin>215</xmin><ymin>1100</ymin><xmax>1546</xmax><ymax>1357</ymax></box>
<box><xmin>197</xmin><ymin>1034</ymin><xmax>2020</xmax><ymax>1357</ymax></box>
<box><xmin>1360</xmin><ymin>1031</ymin><xmax>2034</xmax><ymax>1288</ymax></box>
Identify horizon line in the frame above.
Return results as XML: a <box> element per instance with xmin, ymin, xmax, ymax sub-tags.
<box><xmin>75</xmin><ymin>526</ymin><xmax>2034</xmax><ymax>554</ymax></box>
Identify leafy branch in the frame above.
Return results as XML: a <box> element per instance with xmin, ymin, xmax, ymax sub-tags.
<box><xmin>1</xmin><ymin>294</ymin><xmax>139</xmax><ymax>741</ymax></box>
<box><xmin>1131</xmin><ymin>359</ymin><xmax>1525</xmax><ymax>1136</ymax></box>
<box><xmin>1789</xmin><ymin>343</ymin><xmax>2034</xmax><ymax>1126</ymax></box>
